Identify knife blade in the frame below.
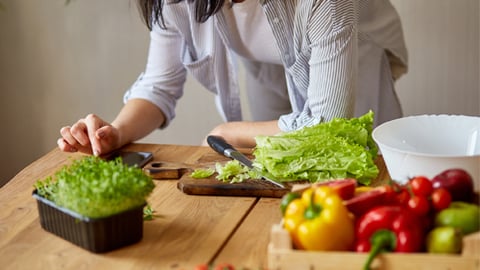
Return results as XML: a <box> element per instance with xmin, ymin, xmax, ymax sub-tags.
<box><xmin>207</xmin><ymin>135</ymin><xmax>285</xmax><ymax>188</ymax></box>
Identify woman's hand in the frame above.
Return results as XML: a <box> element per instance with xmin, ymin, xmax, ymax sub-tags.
<box><xmin>57</xmin><ymin>114</ymin><xmax>121</xmax><ymax>156</ymax></box>
<box><xmin>58</xmin><ymin>99</ymin><xmax>167</xmax><ymax>156</ymax></box>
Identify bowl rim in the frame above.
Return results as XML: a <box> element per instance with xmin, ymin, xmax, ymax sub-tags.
<box><xmin>374</xmin><ymin>140</ymin><xmax>480</xmax><ymax>158</ymax></box>
<box><xmin>373</xmin><ymin>114</ymin><xmax>480</xmax><ymax>158</ymax></box>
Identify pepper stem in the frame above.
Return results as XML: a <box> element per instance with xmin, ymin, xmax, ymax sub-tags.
<box><xmin>363</xmin><ymin>229</ymin><xmax>397</xmax><ymax>270</ymax></box>
<box><xmin>304</xmin><ymin>191</ymin><xmax>322</xmax><ymax>220</ymax></box>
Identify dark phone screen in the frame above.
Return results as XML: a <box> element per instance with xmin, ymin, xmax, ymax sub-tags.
<box><xmin>109</xmin><ymin>151</ymin><xmax>153</xmax><ymax>167</ymax></box>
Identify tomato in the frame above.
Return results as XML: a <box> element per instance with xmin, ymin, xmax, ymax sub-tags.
<box><xmin>194</xmin><ymin>264</ymin><xmax>210</xmax><ymax>270</ymax></box>
<box><xmin>407</xmin><ymin>196</ymin><xmax>430</xmax><ymax>216</ymax></box>
<box><xmin>395</xmin><ymin>187</ymin><xmax>411</xmax><ymax>206</ymax></box>
<box><xmin>377</xmin><ymin>184</ymin><xmax>410</xmax><ymax>206</ymax></box>
<box><xmin>214</xmin><ymin>263</ymin><xmax>235</xmax><ymax>270</ymax></box>
<box><xmin>431</xmin><ymin>188</ymin><xmax>452</xmax><ymax>211</ymax></box>
<box><xmin>409</xmin><ymin>176</ymin><xmax>433</xmax><ymax>197</ymax></box>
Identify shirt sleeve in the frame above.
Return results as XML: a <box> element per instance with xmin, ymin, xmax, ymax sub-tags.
<box><xmin>278</xmin><ymin>0</ymin><xmax>357</xmax><ymax>131</ymax></box>
<box><xmin>123</xmin><ymin>19</ymin><xmax>187</xmax><ymax>129</ymax></box>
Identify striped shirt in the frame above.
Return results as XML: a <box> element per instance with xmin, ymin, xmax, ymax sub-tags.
<box><xmin>124</xmin><ymin>0</ymin><xmax>407</xmax><ymax>131</ymax></box>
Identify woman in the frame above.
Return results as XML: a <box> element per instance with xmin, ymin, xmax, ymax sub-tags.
<box><xmin>58</xmin><ymin>0</ymin><xmax>407</xmax><ymax>156</ymax></box>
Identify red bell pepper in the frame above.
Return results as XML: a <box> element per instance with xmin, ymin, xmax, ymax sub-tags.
<box><xmin>355</xmin><ymin>205</ymin><xmax>424</xmax><ymax>270</ymax></box>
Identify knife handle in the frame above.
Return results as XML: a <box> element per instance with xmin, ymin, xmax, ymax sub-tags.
<box><xmin>207</xmin><ymin>135</ymin><xmax>234</xmax><ymax>157</ymax></box>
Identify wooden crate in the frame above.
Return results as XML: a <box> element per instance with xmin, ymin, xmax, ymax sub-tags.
<box><xmin>268</xmin><ymin>224</ymin><xmax>480</xmax><ymax>270</ymax></box>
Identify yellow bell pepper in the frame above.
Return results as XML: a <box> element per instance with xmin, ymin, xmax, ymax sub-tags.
<box><xmin>283</xmin><ymin>186</ymin><xmax>355</xmax><ymax>251</ymax></box>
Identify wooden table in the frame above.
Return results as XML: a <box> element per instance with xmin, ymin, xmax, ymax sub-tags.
<box><xmin>0</xmin><ymin>143</ymin><xmax>390</xmax><ymax>270</ymax></box>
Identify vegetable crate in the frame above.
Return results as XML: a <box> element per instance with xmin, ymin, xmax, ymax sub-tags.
<box><xmin>268</xmin><ymin>224</ymin><xmax>480</xmax><ymax>270</ymax></box>
<box><xmin>33</xmin><ymin>190</ymin><xmax>144</xmax><ymax>253</ymax></box>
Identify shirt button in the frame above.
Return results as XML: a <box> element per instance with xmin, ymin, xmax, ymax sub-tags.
<box><xmin>273</xmin><ymin>17</ymin><xmax>279</xmax><ymax>24</ymax></box>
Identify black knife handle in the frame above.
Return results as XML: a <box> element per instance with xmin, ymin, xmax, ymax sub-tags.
<box><xmin>207</xmin><ymin>135</ymin><xmax>234</xmax><ymax>156</ymax></box>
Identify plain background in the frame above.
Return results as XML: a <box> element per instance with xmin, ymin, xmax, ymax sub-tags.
<box><xmin>0</xmin><ymin>0</ymin><xmax>478</xmax><ymax>186</ymax></box>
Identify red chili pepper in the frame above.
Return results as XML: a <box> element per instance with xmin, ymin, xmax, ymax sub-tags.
<box><xmin>355</xmin><ymin>205</ymin><xmax>424</xmax><ymax>270</ymax></box>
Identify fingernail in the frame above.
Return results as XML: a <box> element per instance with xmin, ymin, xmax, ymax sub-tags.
<box><xmin>93</xmin><ymin>149</ymin><xmax>99</xmax><ymax>156</ymax></box>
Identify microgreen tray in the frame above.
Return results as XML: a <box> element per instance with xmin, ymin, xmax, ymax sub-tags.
<box><xmin>32</xmin><ymin>190</ymin><xmax>144</xmax><ymax>253</ymax></box>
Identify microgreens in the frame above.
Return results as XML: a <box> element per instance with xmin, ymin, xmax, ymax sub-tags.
<box><xmin>34</xmin><ymin>155</ymin><xmax>155</xmax><ymax>218</ymax></box>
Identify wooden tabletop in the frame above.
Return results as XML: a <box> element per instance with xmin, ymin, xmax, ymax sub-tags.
<box><xmin>0</xmin><ymin>143</ymin><xmax>390</xmax><ymax>270</ymax></box>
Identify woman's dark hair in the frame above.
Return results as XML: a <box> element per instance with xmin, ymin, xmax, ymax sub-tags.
<box><xmin>137</xmin><ymin>0</ymin><xmax>227</xmax><ymax>30</ymax></box>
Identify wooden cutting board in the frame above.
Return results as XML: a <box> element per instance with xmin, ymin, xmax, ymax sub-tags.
<box><xmin>176</xmin><ymin>151</ymin><xmax>291</xmax><ymax>198</ymax></box>
<box><xmin>178</xmin><ymin>176</ymin><xmax>291</xmax><ymax>198</ymax></box>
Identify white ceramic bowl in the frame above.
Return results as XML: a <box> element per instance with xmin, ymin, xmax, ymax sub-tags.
<box><xmin>372</xmin><ymin>114</ymin><xmax>480</xmax><ymax>189</ymax></box>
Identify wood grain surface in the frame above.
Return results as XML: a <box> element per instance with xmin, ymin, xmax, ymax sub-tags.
<box><xmin>0</xmin><ymin>144</ymin><xmax>258</xmax><ymax>269</ymax></box>
<box><xmin>0</xmin><ymin>143</ymin><xmax>392</xmax><ymax>270</ymax></box>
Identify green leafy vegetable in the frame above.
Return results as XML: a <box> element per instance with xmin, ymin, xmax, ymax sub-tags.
<box><xmin>34</xmin><ymin>156</ymin><xmax>155</xmax><ymax>218</ymax></box>
<box><xmin>143</xmin><ymin>205</ymin><xmax>161</xmax><ymax>221</ymax></box>
<box><xmin>190</xmin><ymin>168</ymin><xmax>215</xmax><ymax>179</ymax></box>
<box><xmin>190</xmin><ymin>162</ymin><xmax>259</xmax><ymax>183</ymax></box>
<box><xmin>253</xmin><ymin>111</ymin><xmax>379</xmax><ymax>185</ymax></box>
<box><xmin>215</xmin><ymin>160</ymin><xmax>252</xmax><ymax>183</ymax></box>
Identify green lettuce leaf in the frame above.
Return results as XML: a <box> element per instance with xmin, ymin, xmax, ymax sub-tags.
<box><xmin>252</xmin><ymin>111</ymin><xmax>378</xmax><ymax>185</ymax></box>
<box><xmin>190</xmin><ymin>168</ymin><xmax>215</xmax><ymax>178</ymax></box>
<box><xmin>215</xmin><ymin>160</ymin><xmax>252</xmax><ymax>183</ymax></box>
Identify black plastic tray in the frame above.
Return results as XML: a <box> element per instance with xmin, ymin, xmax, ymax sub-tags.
<box><xmin>32</xmin><ymin>190</ymin><xmax>144</xmax><ymax>253</ymax></box>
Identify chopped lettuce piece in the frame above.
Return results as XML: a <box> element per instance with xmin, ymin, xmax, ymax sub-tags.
<box><xmin>215</xmin><ymin>160</ymin><xmax>252</xmax><ymax>183</ymax></box>
<box><xmin>190</xmin><ymin>168</ymin><xmax>215</xmax><ymax>178</ymax></box>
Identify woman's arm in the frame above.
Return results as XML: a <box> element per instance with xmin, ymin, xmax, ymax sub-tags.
<box><xmin>112</xmin><ymin>98</ymin><xmax>166</xmax><ymax>147</ymax></box>
<box><xmin>205</xmin><ymin>120</ymin><xmax>281</xmax><ymax>148</ymax></box>
<box><xmin>307</xmin><ymin>0</ymin><xmax>357</xmax><ymax>122</ymax></box>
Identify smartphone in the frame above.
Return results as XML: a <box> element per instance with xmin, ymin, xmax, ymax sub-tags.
<box><xmin>107</xmin><ymin>151</ymin><xmax>154</xmax><ymax>168</ymax></box>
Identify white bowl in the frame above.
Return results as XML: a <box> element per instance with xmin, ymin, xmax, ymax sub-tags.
<box><xmin>372</xmin><ymin>114</ymin><xmax>480</xmax><ymax>189</ymax></box>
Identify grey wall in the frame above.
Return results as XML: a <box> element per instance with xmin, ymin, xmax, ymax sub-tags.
<box><xmin>0</xmin><ymin>0</ymin><xmax>478</xmax><ymax>186</ymax></box>
<box><xmin>392</xmin><ymin>0</ymin><xmax>479</xmax><ymax>115</ymax></box>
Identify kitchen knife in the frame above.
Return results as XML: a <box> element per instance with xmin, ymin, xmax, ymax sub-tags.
<box><xmin>207</xmin><ymin>135</ymin><xmax>285</xmax><ymax>188</ymax></box>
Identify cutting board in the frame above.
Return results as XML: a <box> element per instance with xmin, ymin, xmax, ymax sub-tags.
<box><xmin>176</xmin><ymin>151</ymin><xmax>291</xmax><ymax>198</ymax></box>
<box><xmin>142</xmin><ymin>151</ymin><xmax>288</xmax><ymax>198</ymax></box>
<box><xmin>178</xmin><ymin>176</ymin><xmax>291</xmax><ymax>198</ymax></box>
